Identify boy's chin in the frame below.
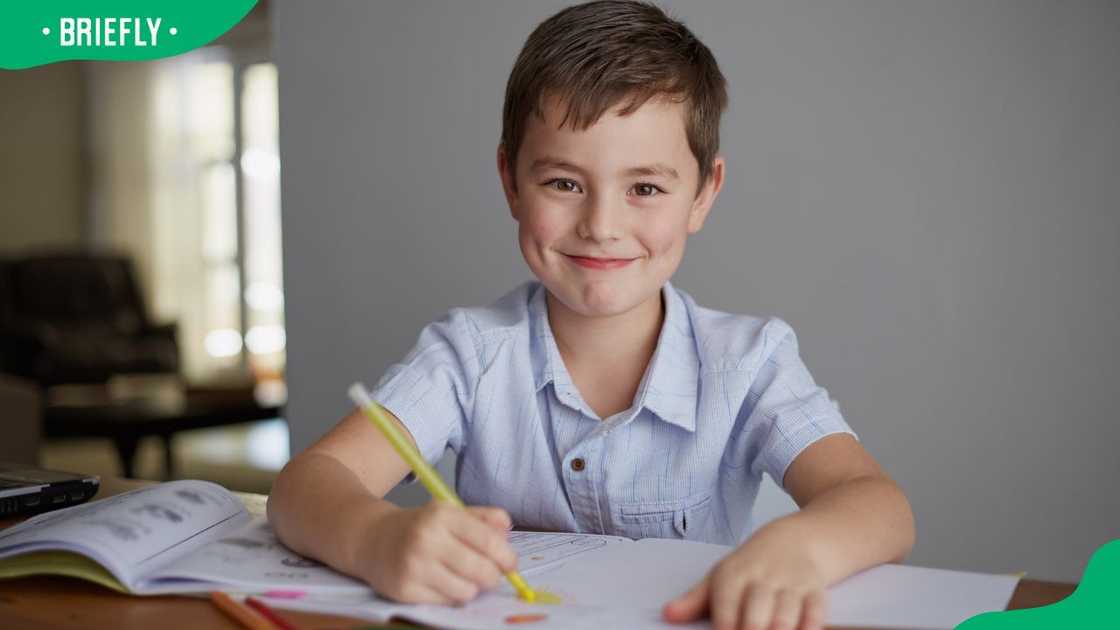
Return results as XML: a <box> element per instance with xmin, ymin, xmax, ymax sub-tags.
<box><xmin>546</xmin><ymin>281</ymin><xmax>656</xmax><ymax>319</ymax></box>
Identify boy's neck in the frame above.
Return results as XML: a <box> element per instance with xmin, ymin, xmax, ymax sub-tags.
<box><xmin>545</xmin><ymin>287</ymin><xmax>665</xmax><ymax>370</ymax></box>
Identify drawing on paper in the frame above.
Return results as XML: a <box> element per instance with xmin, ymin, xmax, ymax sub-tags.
<box><xmin>280</xmin><ymin>556</ymin><xmax>323</xmax><ymax>568</ymax></box>
<box><xmin>174</xmin><ymin>489</ymin><xmax>206</xmax><ymax>505</ymax></box>
<box><xmin>83</xmin><ymin>519</ymin><xmax>141</xmax><ymax>541</ymax></box>
<box><xmin>130</xmin><ymin>503</ymin><xmax>185</xmax><ymax>522</ymax></box>
<box><xmin>504</xmin><ymin>613</ymin><xmax>548</xmax><ymax>624</ymax></box>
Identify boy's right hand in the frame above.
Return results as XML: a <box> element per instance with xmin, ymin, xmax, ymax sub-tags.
<box><xmin>354</xmin><ymin>502</ymin><xmax>518</xmax><ymax>605</ymax></box>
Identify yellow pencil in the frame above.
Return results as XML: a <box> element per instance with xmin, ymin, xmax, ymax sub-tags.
<box><xmin>348</xmin><ymin>383</ymin><xmax>542</xmax><ymax>603</ymax></box>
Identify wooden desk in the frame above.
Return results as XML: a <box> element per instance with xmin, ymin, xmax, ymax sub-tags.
<box><xmin>0</xmin><ymin>478</ymin><xmax>1077</xmax><ymax>630</ymax></box>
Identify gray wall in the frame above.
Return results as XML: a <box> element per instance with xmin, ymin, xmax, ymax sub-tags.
<box><xmin>275</xmin><ymin>1</ymin><xmax>1120</xmax><ymax>583</ymax></box>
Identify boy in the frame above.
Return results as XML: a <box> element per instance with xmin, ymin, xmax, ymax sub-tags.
<box><xmin>268</xmin><ymin>2</ymin><xmax>915</xmax><ymax>629</ymax></box>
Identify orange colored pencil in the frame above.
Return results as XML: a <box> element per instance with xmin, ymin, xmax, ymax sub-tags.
<box><xmin>209</xmin><ymin>591</ymin><xmax>275</xmax><ymax>630</ymax></box>
<box><xmin>246</xmin><ymin>596</ymin><xmax>300</xmax><ymax>630</ymax></box>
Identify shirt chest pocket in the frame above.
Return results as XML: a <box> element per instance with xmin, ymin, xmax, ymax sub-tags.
<box><xmin>612</xmin><ymin>492</ymin><xmax>713</xmax><ymax>541</ymax></box>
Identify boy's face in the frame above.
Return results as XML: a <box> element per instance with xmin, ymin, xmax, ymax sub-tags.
<box><xmin>498</xmin><ymin>97</ymin><xmax>724</xmax><ymax>319</ymax></box>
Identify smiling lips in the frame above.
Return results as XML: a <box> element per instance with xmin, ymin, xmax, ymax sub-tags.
<box><xmin>564</xmin><ymin>254</ymin><xmax>637</xmax><ymax>270</ymax></box>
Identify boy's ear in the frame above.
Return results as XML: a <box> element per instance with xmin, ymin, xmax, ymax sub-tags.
<box><xmin>497</xmin><ymin>144</ymin><xmax>521</xmax><ymax>221</ymax></box>
<box><xmin>688</xmin><ymin>155</ymin><xmax>725</xmax><ymax>234</ymax></box>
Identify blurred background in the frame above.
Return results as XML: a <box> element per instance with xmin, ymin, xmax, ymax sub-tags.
<box><xmin>1</xmin><ymin>3</ymin><xmax>284</xmax><ymax>494</ymax></box>
<box><xmin>2</xmin><ymin>0</ymin><xmax>1117</xmax><ymax>585</ymax></box>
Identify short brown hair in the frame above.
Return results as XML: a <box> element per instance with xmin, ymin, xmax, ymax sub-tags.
<box><xmin>501</xmin><ymin>0</ymin><xmax>728</xmax><ymax>189</ymax></box>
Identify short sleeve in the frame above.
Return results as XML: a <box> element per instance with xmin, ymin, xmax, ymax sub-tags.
<box><xmin>369</xmin><ymin>309</ymin><xmax>479</xmax><ymax>469</ymax></box>
<box><xmin>742</xmin><ymin>319</ymin><xmax>857</xmax><ymax>487</ymax></box>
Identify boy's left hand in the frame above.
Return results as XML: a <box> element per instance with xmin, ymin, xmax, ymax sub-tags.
<box><xmin>662</xmin><ymin>520</ymin><xmax>827</xmax><ymax>630</ymax></box>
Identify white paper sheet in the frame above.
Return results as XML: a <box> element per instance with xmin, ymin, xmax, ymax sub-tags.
<box><xmin>140</xmin><ymin>515</ymin><xmax>372</xmax><ymax>595</ymax></box>
<box><xmin>262</xmin><ymin>534</ymin><xmax>1020</xmax><ymax>630</ymax></box>
<box><xmin>828</xmin><ymin>563</ymin><xmax>1020</xmax><ymax>630</ymax></box>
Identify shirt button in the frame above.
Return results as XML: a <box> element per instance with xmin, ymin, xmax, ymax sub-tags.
<box><xmin>570</xmin><ymin>458</ymin><xmax>586</xmax><ymax>472</ymax></box>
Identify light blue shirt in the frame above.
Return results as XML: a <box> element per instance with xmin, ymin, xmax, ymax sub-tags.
<box><xmin>371</xmin><ymin>281</ymin><xmax>855</xmax><ymax>545</ymax></box>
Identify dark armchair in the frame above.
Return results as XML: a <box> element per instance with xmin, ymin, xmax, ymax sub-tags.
<box><xmin>1</xmin><ymin>252</ymin><xmax>284</xmax><ymax>480</ymax></box>
<box><xmin>0</xmin><ymin>253</ymin><xmax>179</xmax><ymax>385</ymax></box>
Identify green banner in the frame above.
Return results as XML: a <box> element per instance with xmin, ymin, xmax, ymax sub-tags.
<box><xmin>0</xmin><ymin>1</ymin><xmax>257</xmax><ymax>70</ymax></box>
<box><xmin>958</xmin><ymin>539</ymin><xmax>1119</xmax><ymax>629</ymax></box>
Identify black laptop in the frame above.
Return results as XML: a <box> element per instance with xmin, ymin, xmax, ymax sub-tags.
<box><xmin>0</xmin><ymin>463</ymin><xmax>100</xmax><ymax>517</ymax></box>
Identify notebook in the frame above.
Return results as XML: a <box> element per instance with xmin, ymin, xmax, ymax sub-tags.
<box><xmin>0</xmin><ymin>479</ymin><xmax>368</xmax><ymax>596</ymax></box>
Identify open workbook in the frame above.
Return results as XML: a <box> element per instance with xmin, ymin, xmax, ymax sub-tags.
<box><xmin>0</xmin><ymin>479</ymin><xmax>371</xmax><ymax>596</ymax></box>
<box><xmin>0</xmin><ymin>480</ymin><xmax>1021</xmax><ymax>629</ymax></box>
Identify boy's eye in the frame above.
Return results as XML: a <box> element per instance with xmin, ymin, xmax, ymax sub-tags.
<box><xmin>631</xmin><ymin>183</ymin><xmax>664</xmax><ymax>197</ymax></box>
<box><xmin>545</xmin><ymin>178</ymin><xmax>582</xmax><ymax>193</ymax></box>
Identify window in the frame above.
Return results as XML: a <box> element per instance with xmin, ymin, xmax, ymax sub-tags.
<box><xmin>149</xmin><ymin>48</ymin><xmax>285</xmax><ymax>386</ymax></box>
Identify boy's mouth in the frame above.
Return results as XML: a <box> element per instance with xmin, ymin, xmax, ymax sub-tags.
<box><xmin>564</xmin><ymin>254</ymin><xmax>636</xmax><ymax>270</ymax></box>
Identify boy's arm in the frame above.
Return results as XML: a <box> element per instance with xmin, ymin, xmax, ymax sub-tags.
<box><xmin>267</xmin><ymin>408</ymin><xmax>518</xmax><ymax>603</ymax></box>
<box><xmin>780</xmin><ymin>433</ymin><xmax>915</xmax><ymax>580</ymax></box>
<box><xmin>266</xmin><ymin>409</ymin><xmax>413</xmax><ymax>579</ymax></box>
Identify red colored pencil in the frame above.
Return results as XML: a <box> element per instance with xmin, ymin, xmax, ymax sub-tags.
<box><xmin>210</xmin><ymin>592</ymin><xmax>274</xmax><ymax>630</ymax></box>
<box><xmin>245</xmin><ymin>596</ymin><xmax>301</xmax><ymax>630</ymax></box>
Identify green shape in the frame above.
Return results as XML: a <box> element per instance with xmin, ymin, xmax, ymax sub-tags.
<box><xmin>957</xmin><ymin>539</ymin><xmax>1120</xmax><ymax>629</ymax></box>
<box><xmin>0</xmin><ymin>1</ymin><xmax>257</xmax><ymax>70</ymax></box>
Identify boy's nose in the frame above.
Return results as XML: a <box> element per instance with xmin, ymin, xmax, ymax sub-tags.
<box><xmin>576</xmin><ymin>195</ymin><xmax>622</xmax><ymax>242</ymax></box>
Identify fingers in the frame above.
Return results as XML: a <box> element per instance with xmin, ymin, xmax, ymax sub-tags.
<box><xmin>398</xmin><ymin>558</ymin><xmax>477</xmax><ymax>605</ymax></box>
<box><xmin>702</xmin><ymin>570</ymin><xmax>822</xmax><ymax>630</ymax></box>
<box><xmin>738</xmin><ymin>584</ymin><xmax>776</xmax><ymax>630</ymax></box>
<box><xmin>378</xmin><ymin>504</ymin><xmax>515</xmax><ymax>606</ymax></box>
<box><xmin>767</xmin><ymin>589</ymin><xmax>801</xmax><ymax>630</ymax></box>
<box><xmin>709</xmin><ymin>568</ymin><xmax>748</xmax><ymax>630</ymax></box>
<box><xmin>388</xmin><ymin>553</ymin><xmax>469</xmax><ymax>605</ymax></box>
<box><xmin>391</xmin><ymin>582</ymin><xmax>447</xmax><ymax>605</ymax></box>
<box><xmin>466</xmin><ymin>505</ymin><xmax>512</xmax><ymax>531</ymax></box>
<box><xmin>426</xmin><ymin>561</ymin><xmax>484</xmax><ymax>605</ymax></box>
<box><xmin>662</xmin><ymin>576</ymin><xmax>710</xmax><ymax>623</ymax></box>
<box><xmin>450</xmin><ymin>508</ymin><xmax>518</xmax><ymax>572</ymax></box>
<box><xmin>440</xmin><ymin>539</ymin><xmax>505</xmax><ymax>594</ymax></box>
<box><xmin>799</xmin><ymin>591</ymin><xmax>826</xmax><ymax>630</ymax></box>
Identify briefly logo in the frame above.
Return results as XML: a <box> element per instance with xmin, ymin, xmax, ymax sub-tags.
<box><xmin>46</xmin><ymin>18</ymin><xmax>173</xmax><ymax>48</ymax></box>
<box><xmin>0</xmin><ymin>1</ymin><xmax>258</xmax><ymax>70</ymax></box>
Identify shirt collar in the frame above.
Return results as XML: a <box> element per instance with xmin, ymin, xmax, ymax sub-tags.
<box><xmin>528</xmin><ymin>281</ymin><xmax>699</xmax><ymax>432</ymax></box>
<box><xmin>529</xmin><ymin>283</ymin><xmax>564</xmax><ymax>394</ymax></box>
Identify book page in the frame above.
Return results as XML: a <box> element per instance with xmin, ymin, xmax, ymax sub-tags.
<box><xmin>509</xmin><ymin>531</ymin><xmax>630</xmax><ymax>575</ymax></box>
<box><xmin>527</xmin><ymin>537</ymin><xmax>730</xmax><ymax>609</ymax></box>
<box><xmin>390</xmin><ymin>539</ymin><xmax>722</xmax><ymax>629</ymax></box>
<box><xmin>0</xmin><ymin>550</ymin><xmax>130</xmax><ymax>593</ymax></box>
<box><xmin>261</xmin><ymin>534</ymin><xmax>704</xmax><ymax>630</ymax></box>
<box><xmin>139</xmin><ymin>515</ymin><xmax>371</xmax><ymax>595</ymax></box>
<box><xmin>0</xmin><ymin>480</ymin><xmax>245</xmax><ymax>589</ymax></box>
<box><xmin>138</xmin><ymin>525</ymin><xmax>629</xmax><ymax>595</ymax></box>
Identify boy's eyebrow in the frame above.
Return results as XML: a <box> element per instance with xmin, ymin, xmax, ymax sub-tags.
<box><xmin>529</xmin><ymin>156</ymin><xmax>680</xmax><ymax>180</ymax></box>
<box><xmin>624</xmin><ymin>164</ymin><xmax>679</xmax><ymax>180</ymax></box>
<box><xmin>529</xmin><ymin>157</ymin><xmax>586</xmax><ymax>175</ymax></box>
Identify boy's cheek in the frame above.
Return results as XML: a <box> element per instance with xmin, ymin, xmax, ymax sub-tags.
<box><xmin>519</xmin><ymin>211</ymin><xmax>574</xmax><ymax>247</ymax></box>
<box><xmin>638</xmin><ymin>223</ymin><xmax>687</xmax><ymax>259</ymax></box>
<box><xmin>516</xmin><ymin>224</ymin><xmax>562</xmax><ymax>274</ymax></box>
